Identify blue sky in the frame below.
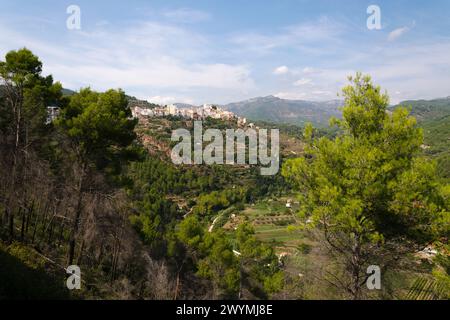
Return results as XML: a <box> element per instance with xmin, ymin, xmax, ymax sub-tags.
<box><xmin>1</xmin><ymin>0</ymin><xmax>449</xmax><ymax>105</ymax></box>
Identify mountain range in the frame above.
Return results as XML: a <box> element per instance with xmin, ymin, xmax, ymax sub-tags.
<box><xmin>392</xmin><ymin>96</ymin><xmax>450</xmax><ymax>179</ymax></box>
<box><xmin>62</xmin><ymin>87</ymin><xmax>450</xmax><ymax>129</ymax></box>
<box><xmin>393</xmin><ymin>96</ymin><xmax>450</xmax><ymax>122</ymax></box>
<box><xmin>221</xmin><ymin>95</ymin><xmax>343</xmax><ymax>127</ymax></box>
<box><xmin>221</xmin><ymin>95</ymin><xmax>450</xmax><ymax>127</ymax></box>
<box><xmin>220</xmin><ymin>94</ymin><xmax>450</xmax><ymax>177</ymax></box>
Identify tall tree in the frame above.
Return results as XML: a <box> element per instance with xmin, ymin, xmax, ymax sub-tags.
<box><xmin>56</xmin><ymin>88</ymin><xmax>137</xmax><ymax>265</ymax></box>
<box><xmin>282</xmin><ymin>73</ymin><xmax>449</xmax><ymax>299</ymax></box>
<box><xmin>235</xmin><ymin>222</ymin><xmax>284</xmax><ymax>298</ymax></box>
<box><xmin>0</xmin><ymin>48</ymin><xmax>63</xmax><ymax>240</ymax></box>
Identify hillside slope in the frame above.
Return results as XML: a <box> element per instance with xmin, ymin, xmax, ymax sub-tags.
<box><xmin>394</xmin><ymin>97</ymin><xmax>450</xmax><ymax>179</ymax></box>
<box><xmin>222</xmin><ymin>96</ymin><xmax>342</xmax><ymax>127</ymax></box>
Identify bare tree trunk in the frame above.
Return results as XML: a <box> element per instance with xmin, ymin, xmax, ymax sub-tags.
<box><xmin>8</xmin><ymin>86</ymin><xmax>23</xmax><ymax>242</ymax></box>
<box><xmin>110</xmin><ymin>238</ymin><xmax>120</xmax><ymax>283</ymax></box>
<box><xmin>68</xmin><ymin>166</ymin><xmax>86</xmax><ymax>266</ymax></box>
<box><xmin>2</xmin><ymin>205</ymin><xmax>8</xmax><ymax>228</ymax></box>
<box><xmin>350</xmin><ymin>237</ymin><xmax>363</xmax><ymax>300</ymax></box>
<box><xmin>20</xmin><ymin>125</ymin><xmax>30</xmax><ymax>243</ymax></box>
<box><xmin>174</xmin><ymin>274</ymin><xmax>180</xmax><ymax>300</ymax></box>
<box><xmin>48</xmin><ymin>220</ymin><xmax>54</xmax><ymax>244</ymax></box>
<box><xmin>57</xmin><ymin>217</ymin><xmax>65</xmax><ymax>247</ymax></box>
<box><xmin>77</xmin><ymin>239</ymin><xmax>85</xmax><ymax>265</ymax></box>
<box><xmin>8</xmin><ymin>208</ymin><xmax>14</xmax><ymax>243</ymax></box>
<box><xmin>2</xmin><ymin>206</ymin><xmax>9</xmax><ymax>231</ymax></box>
<box><xmin>31</xmin><ymin>201</ymin><xmax>43</xmax><ymax>244</ymax></box>
<box><xmin>25</xmin><ymin>200</ymin><xmax>34</xmax><ymax>237</ymax></box>
<box><xmin>38</xmin><ymin>203</ymin><xmax>50</xmax><ymax>244</ymax></box>
<box><xmin>174</xmin><ymin>260</ymin><xmax>185</xmax><ymax>300</ymax></box>
<box><xmin>20</xmin><ymin>206</ymin><xmax>26</xmax><ymax>241</ymax></box>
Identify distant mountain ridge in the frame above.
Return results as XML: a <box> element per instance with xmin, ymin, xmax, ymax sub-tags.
<box><xmin>221</xmin><ymin>95</ymin><xmax>343</xmax><ymax>127</ymax></box>
<box><xmin>174</xmin><ymin>103</ymin><xmax>196</xmax><ymax>109</ymax></box>
<box><xmin>59</xmin><ymin>88</ymin><xmax>450</xmax><ymax>128</ymax></box>
<box><xmin>392</xmin><ymin>96</ymin><xmax>450</xmax><ymax>179</ymax></box>
<box><xmin>61</xmin><ymin>88</ymin><xmax>76</xmax><ymax>96</ymax></box>
<box><xmin>393</xmin><ymin>96</ymin><xmax>450</xmax><ymax>122</ymax></box>
<box><xmin>219</xmin><ymin>95</ymin><xmax>450</xmax><ymax>127</ymax></box>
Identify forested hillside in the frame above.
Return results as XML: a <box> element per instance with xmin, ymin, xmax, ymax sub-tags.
<box><xmin>223</xmin><ymin>96</ymin><xmax>342</xmax><ymax>127</ymax></box>
<box><xmin>393</xmin><ymin>97</ymin><xmax>450</xmax><ymax>179</ymax></box>
<box><xmin>0</xmin><ymin>49</ymin><xmax>449</xmax><ymax>300</ymax></box>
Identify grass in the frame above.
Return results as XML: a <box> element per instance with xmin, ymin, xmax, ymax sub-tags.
<box><xmin>228</xmin><ymin>198</ymin><xmax>304</xmax><ymax>251</ymax></box>
<box><xmin>0</xmin><ymin>242</ymin><xmax>71</xmax><ymax>299</ymax></box>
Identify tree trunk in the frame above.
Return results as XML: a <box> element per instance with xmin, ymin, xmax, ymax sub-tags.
<box><xmin>174</xmin><ymin>273</ymin><xmax>180</xmax><ymax>300</ymax></box>
<box><xmin>31</xmin><ymin>202</ymin><xmax>42</xmax><ymax>244</ymax></box>
<box><xmin>25</xmin><ymin>200</ymin><xmax>34</xmax><ymax>237</ymax></box>
<box><xmin>68</xmin><ymin>167</ymin><xmax>85</xmax><ymax>266</ymax></box>
<box><xmin>8</xmin><ymin>209</ymin><xmax>14</xmax><ymax>243</ymax></box>
<box><xmin>58</xmin><ymin>217</ymin><xmax>65</xmax><ymax>247</ymax></box>
<box><xmin>48</xmin><ymin>220</ymin><xmax>54</xmax><ymax>244</ymax></box>
<box><xmin>174</xmin><ymin>260</ymin><xmax>185</xmax><ymax>300</ymax></box>
<box><xmin>8</xmin><ymin>87</ymin><xmax>23</xmax><ymax>242</ymax></box>
<box><xmin>2</xmin><ymin>206</ymin><xmax>9</xmax><ymax>231</ymax></box>
<box><xmin>20</xmin><ymin>207</ymin><xmax>26</xmax><ymax>241</ymax></box>
<box><xmin>77</xmin><ymin>239</ymin><xmax>85</xmax><ymax>265</ymax></box>
<box><xmin>350</xmin><ymin>237</ymin><xmax>363</xmax><ymax>300</ymax></box>
<box><xmin>38</xmin><ymin>203</ymin><xmax>50</xmax><ymax>245</ymax></box>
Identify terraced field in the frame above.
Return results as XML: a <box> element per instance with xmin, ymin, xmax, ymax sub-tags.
<box><xmin>227</xmin><ymin>198</ymin><xmax>307</xmax><ymax>252</ymax></box>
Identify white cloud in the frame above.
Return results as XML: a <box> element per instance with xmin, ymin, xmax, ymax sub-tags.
<box><xmin>1</xmin><ymin>11</ymin><xmax>449</xmax><ymax>106</ymax></box>
<box><xmin>273</xmin><ymin>65</ymin><xmax>289</xmax><ymax>75</ymax></box>
<box><xmin>302</xmin><ymin>67</ymin><xmax>316</xmax><ymax>74</ymax></box>
<box><xmin>148</xmin><ymin>96</ymin><xmax>176</xmax><ymax>105</ymax></box>
<box><xmin>162</xmin><ymin>8</ymin><xmax>211</xmax><ymax>23</ymax></box>
<box><xmin>312</xmin><ymin>90</ymin><xmax>332</xmax><ymax>96</ymax></box>
<box><xmin>95</xmin><ymin>20</ymin><xmax>110</xmax><ymax>27</ymax></box>
<box><xmin>230</xmin><ymin>16</ymin><xmax>345</xmax><ymax>54</ymax></box>
<box><xmin>274</xmin><ymin>39</ymin><xmax>450</xmax><ymax>104</ymax></box>
<box><xmin>0</xmin><ymin>20</ymin><xmax>254</xmax><ymax>104</ymax></box>
<box><xmin>275</xmin><ymin>92</ymin><xmax>307</xmax><ymax>100</ymax></box>
<box><xmin>148</xmin><ymin>96</ymin><xmax>194</xmax><ymax>105</ymax></box>
<box><xmin>388</xmin><ymin>27</ymin><xmax>410</xmax><ymax>42</ymax></box>
<box><xmin>361</xmin><ymin>41</ymin><xmax>450</xmax><ymax>102</ymax></box>
<box><xmin>274</xmin><ymin>89</ymin><xmax>334</xmax><ymax>101</ymax></box>
<box><xmin>293</xmin><ymin>78</ymin><xmax>313</xmax><ymax>86</ymax></box>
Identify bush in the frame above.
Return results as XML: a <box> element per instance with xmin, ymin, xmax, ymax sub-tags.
<box><xmin>273</xmin><ymin>219</ymin><xmax>293</xmax><ymax>226</ymax></box>
<box><xmin>297</xmin><ymin>243</ymin><xmax>312</xmax><ymax>255</ymax></box>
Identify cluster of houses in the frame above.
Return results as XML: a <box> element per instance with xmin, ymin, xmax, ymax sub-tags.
<box><xmin>46</xmin><ymin>106</ymin><xmax>60</xmax><ymax>124</ymax></box>
<box><xmin>131</xmin><ymin>103</ymin><xmax>248</xmax><ymax>126</ymax></box>
<box><xmin>46</xmin><ymin>100</ymin><xmax>251</xmax><ymax>127</ymax></box>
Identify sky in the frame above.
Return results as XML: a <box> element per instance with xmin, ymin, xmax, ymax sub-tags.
<box><xmin>0</xmin><ymin>0</ymin><xmax>449</xmax><ymax>105</ymax></box>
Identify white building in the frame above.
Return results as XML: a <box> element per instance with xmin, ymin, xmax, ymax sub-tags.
<box><xmin>237</xmin><ymin>117</ymin><xmax>247</xmax><ymax>126</ymax></box>
<box><xmin>131</xmin><ymin>101</ymin><xmax>247</xmax><ymax>126</ymax></box>
<box><xmin>46</xmin><ymin>106</ymin><xmax>60</xmax><ymax>124</ymax></box>
<box><xmin>166</xmin><ymin>104</ymin><xmax>178</xmax><ymax>115</ymax></box>
<box><xmin>132</xmin><ymin>106</ymin><xmax>154</xmax><ymax>118</ymax></box>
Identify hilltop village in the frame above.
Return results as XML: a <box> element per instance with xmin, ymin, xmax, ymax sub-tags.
<box><xmin>130</xmin><ymin>101</ymin><xmax>249</xmax><ymax>127</ymax></box>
